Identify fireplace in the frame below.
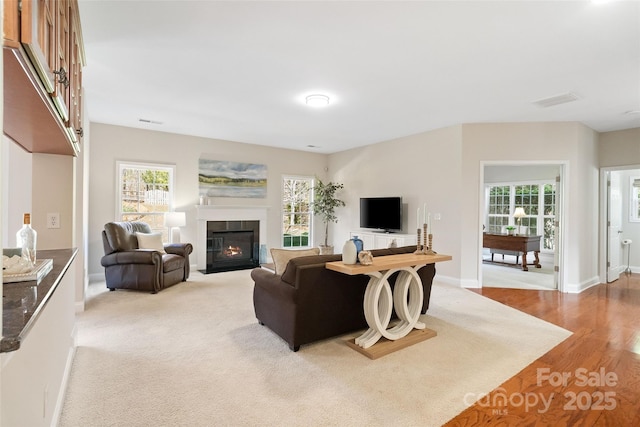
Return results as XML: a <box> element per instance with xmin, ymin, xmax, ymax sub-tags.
<box><xmin>204</xmin><ymin>220</ymin><xmax>260</xmax><ymax>273</ymax></box>
<box><xmin>196</xmin><ymin>206</ymin><xmax>268</xmax><ymax>273</ymax></box>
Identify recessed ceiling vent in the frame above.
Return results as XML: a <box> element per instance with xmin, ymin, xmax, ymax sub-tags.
<box><xmin>139</xmin><ymin>118</ymin><xmax>163</xmax><ymax>125</ymax></box>
<box><xmin>532</xmin><ymin>92</ymin><xmax>580</xmax><ymax>108</ymax></box>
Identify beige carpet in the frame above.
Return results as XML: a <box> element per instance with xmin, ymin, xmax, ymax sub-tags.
<box><xmin>59</xmin><ymin>270</ymin><xmax>571</xmax><ymax>427</ymax></box>
<box><xmin>482</xmin><ymin>252</ymin><xmax>556</xmax><ymax>290</ymax></box>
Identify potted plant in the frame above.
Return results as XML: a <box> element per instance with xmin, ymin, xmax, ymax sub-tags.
<box><xmin>312</xmin><ymin>178</ymin><xmax>345</xmax><ymax>254</ymax></box>
<box><xmin>505</xmin><ymin>226</ymin><xmax>516</xmax><ymax>236</ymax></box>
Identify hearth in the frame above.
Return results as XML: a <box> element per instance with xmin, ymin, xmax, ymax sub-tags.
<box><xmin>203</xmin><ymin>220</ymin><xmax>260</xmax><ymax>273</ymax></box>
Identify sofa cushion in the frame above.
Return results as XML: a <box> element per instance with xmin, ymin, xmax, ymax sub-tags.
<box><xmin>270</xmin><ymin>248</ymin><xmax>320</xmax><ymax>275</ymax></box>
<box><xmin>135</xmin><ymin>232</ymin><xmax>166</xmax><ymax>254</ymax></box>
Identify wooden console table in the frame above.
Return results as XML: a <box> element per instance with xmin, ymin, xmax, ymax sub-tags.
<box><xmin>326</xmin><ymin>253</ymin><xmax>452</xmax><ymax>359</ymax></box>
<box><xmin>483</xmin><ymin>233</ymin><xmax>541</xmax><ymax>271</ymax></box>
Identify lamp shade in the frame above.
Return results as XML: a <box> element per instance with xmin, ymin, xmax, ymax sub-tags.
<box><xmin>164</xmin><ymin>211</ymin><xmax>186</xmax><ymax>228</ymax></box>
<box><xmin>513</xmin><ymin>207</ymin><xmax>526</xmax><ymax>219</ymax></box>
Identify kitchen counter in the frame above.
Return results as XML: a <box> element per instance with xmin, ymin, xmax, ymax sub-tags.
<box><xmin>2</xmin><ymin>248</ymin><xmax>78</xmax><ymax>352</ymax></box>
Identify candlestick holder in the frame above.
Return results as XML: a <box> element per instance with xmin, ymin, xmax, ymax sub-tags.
<box><xmin>422</xmin><ymin>223</ymin><xmax>428</xmax><ymax>254</ymax></box>
<box><xmin>414</xmin><ymin>228</ymin><xmax>423</xmax><ymax>254</ymax></box>
<box><xmin>425</xmin><ymin>233</ymin><xmax>436</xmax><ymax>255</ymax></box>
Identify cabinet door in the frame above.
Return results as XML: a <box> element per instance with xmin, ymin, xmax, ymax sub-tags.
<box><xmin>69</xmin><ymin>0</ymin><xmax>84</xmax><ymax>145</ymax></box>
<box><xmin>21</xmin><ymin>0</ymin><xmax>57</xmax><ymax>93</ymax></box>
<box><xmin>3</xmin><ymin>0</ymin><xmax>21</xmax><ymax>46</ymax></box>
<box><xmin>52</xmin><ymin>0</ymin><xmax>70</xmax><ymax>122</ymax></box>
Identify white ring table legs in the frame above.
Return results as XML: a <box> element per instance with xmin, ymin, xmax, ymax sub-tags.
<box><xmin>354</xmin><ymin>265</ymin><xmax>425</xmax><ymax>349</ymax></box>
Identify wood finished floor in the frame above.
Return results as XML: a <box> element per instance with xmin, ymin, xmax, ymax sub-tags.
<box><xmin>444</xmin><ymin>273</ymin><xmax>640</xmax><ymax>426</ymax></box>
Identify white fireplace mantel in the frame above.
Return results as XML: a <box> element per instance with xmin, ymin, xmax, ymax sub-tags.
<box><xmin>195</xmin><ymin>205</ymin><xmax>269</xmax><ymax>271</ymax></box>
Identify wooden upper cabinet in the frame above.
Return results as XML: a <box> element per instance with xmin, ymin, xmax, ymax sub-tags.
<box><xmin>2</xmin><ymin>0</ymin><xmax>85</xmax><ymax>156</ymax></box>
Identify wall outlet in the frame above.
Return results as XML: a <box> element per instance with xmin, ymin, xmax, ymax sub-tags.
<box><xmin>434</xmin><ymin>213</ymin><xmax>442</xmax><ymax>220</ymax></box>
<box><xmin>47</xmin><ymin>213</ymin><xmax>60</xmax><ymax>229</ymax></box>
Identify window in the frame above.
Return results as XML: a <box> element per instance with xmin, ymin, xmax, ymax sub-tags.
<box><xmin>117</xmin><ymin>162</ymin><xmax>175</xmax><ymax>240</ymax></box>
<box><xmin>514</xmin><ymin>184</ymin><xmax>539</xmax><ymax>236</ymax></box>
<box><xmin>486</xmin><ymin>181</ymin><xmax>556</xmax><ymax>251</ymax></box>
<box><xmin>282</xmin><ymin>176</ymin><xmax>313</xmax><ymax>248</ymax></box>
<box><xmin>487</xmin><ymin>186</ymin><xmax>510</xmax><ymax>233</ymax></box>
<box><xmin>631</xmin><ymin>177</ymin><xmax>640</xmax><ymax>222</ymax></box>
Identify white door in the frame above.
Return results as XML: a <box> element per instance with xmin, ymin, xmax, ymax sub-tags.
<box><xmin>607</xmin><ymin>171</ymin><xmax>623</xmax><ymax>282</ymax></box>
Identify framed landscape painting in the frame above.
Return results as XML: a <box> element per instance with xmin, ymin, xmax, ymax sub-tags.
<box><xmin>199</xmin><ymin>159</ymin><xmax>267</xmax><ymax>198</ymax></box>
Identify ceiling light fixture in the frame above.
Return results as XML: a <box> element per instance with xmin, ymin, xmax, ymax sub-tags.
<box><xmin>305</xmin><ymin>94</ymin><xmax>330</xmax><ymax>107</ymax></box>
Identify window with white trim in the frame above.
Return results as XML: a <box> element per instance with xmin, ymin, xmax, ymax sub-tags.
<box><xmin>117</xmin><ymin>161</ymin><xmax>175</xmax><ymax>240</ymax></box>
<box><xmin>282</xmin><ymin>176</ymin><xmax>313</xmax><ymax>248</ymax></box>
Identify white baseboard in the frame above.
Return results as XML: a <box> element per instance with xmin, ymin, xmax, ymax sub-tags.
<box><xmin>563</xmin><ymin>275</ymin><xmax>601</xmax><ymax>293</ymax></box>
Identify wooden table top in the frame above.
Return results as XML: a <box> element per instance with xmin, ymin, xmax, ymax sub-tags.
<box><xmin>325</xmin><ymin>252</ymin><xmax>452</xmax><ymax>276</ymax></box>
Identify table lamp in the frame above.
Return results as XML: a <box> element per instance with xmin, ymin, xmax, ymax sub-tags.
<box><xmin>164</xmin><ymin>212</ymin><xmax>186</xmax><ymax>244</ymax></box>
<box><xmin>513</xmin><ymin>207</ymin><xmax>526</xmax><ymax>235</ymax></box>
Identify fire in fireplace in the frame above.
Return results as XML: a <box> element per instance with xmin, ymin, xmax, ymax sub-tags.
<box><xmin>204</xmin><ymin>220</ymin><xmax>260</xmax><ymax>273</ymax></box>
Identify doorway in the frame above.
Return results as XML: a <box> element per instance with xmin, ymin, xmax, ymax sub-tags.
<box><xmin>479</xmin><ymin>162</ymin><xmax>565</xmax><ymax>291</ymax></box>
<box><xmin>602</xmin><ymin>166</ymin><xmax>640</xmax><ymax>282</ymax></box>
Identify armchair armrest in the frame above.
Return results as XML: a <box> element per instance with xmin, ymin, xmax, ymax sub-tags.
<box><xmin>164</xmin><ymin>243</ymin><xmax>193</xmax><ymax>258</ymax></box>
<box><xmin>101</xmin><ymin>250</ymin><xmax>163</xmax><ymax>267</ymax></box>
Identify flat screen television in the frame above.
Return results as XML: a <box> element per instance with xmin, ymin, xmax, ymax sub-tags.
<box><xmin>359</xmin><ymin>197</ymin><xmax>403</xmax><ymax>232</ymax></box>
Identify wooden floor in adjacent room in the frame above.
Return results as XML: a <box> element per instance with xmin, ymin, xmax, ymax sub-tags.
<box><xmin>444</xmin><ymin>273</ymin><xmax>640</xmax><ymax>426</ymax></box>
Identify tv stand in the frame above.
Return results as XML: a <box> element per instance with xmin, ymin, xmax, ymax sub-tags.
<box><xmin>350</xmin><ymin>230</ymin><xmax>417</xmax><ymax>250</ymax></box>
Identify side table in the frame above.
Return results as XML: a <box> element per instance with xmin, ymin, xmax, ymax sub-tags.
<box><xmin>326</xmin><ymin>253</ymin><xmax>452</xmax><ymax>358</ymax></box>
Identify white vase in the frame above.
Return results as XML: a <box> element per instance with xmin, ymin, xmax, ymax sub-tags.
<box><xmin>342</xmin><ymin>239</ymin><xmax>357</xmax><ymax>264</ymax></box>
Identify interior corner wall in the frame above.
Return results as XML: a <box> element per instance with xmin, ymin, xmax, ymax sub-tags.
<box><xmin>87</xmin><ymin>123</ymin><xmax>328</xmax><ymax>278</ymax></box>
<box><xmin>328</xmin><ymin>125</ymin><xmax>464</xmax><ymax>283</ymax></box>
<box><xmin>32</xmin><ymin>154</ymin><xmax>74</xmax><ymax>250</ymax></box>
<box><xmin>2</xmin><ymin>138</ymin><xmax>32</xmax><ymax>247</ymax></box>
<box><xmin>461</xmin><ymin>122</ymin><xmax>600</xmax><ymax>291</ymax></box>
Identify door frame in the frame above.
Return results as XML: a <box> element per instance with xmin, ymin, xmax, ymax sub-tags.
<box><xmin>478</xmin><ymin>160</ymin><xmax>567</xmax><ymax>292</ymax></box>
<box><xmin>599</xmin><ymin>165</ymin><xmax>640</xmax><ymax>283</ymax></box>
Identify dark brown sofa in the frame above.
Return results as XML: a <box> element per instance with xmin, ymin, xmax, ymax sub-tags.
<box><xmin>101</xmin><ymin>221</ymin><xmax>193</xmax><ymax>293</ymax></box>
<box><xmin>251</xmin><ymin>245</ymin><xmax>436</xmax><ymax>351</ymax></box>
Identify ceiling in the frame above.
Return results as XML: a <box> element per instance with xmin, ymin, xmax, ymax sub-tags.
<box><xmin>78</xmin><ymin>1</ymin><xmax>640</xmax><ymax>154</ymax></box>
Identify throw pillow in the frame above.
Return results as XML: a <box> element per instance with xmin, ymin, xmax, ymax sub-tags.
<box><xmin>135</xmin><ymin>232</ymin><xmax>166</xmax><ymax>254</ymax></box>
<box><xmin>270</xmin><ymin>247</ymin><xmax>320</xmax><ymax>275</ymax></box>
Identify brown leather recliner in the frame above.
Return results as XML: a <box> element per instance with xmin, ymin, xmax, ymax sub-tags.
<box><xmin>101</xmin><ymin>221</ymin><xmax>193</xmax><ymax>293</ymax></box>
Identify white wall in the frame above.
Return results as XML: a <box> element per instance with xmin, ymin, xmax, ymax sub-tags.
<box><xmin>32</xmin><ymin>154</ymin><xmax>74</xmax><ymax>250</ymax></box>
<box><xmin>2</xmin><ymin>139</ymin><xmax>32</xmax><ymax>247</ymax></box>
<box><xmin>329</xmin><ymin>125</ymin><xmax>463</xmax><ymax>282</ymax></box>
<box><xmin>87</xmin><ymin>123</ymin><xmax>328</xmax><ymax>278</ymax></box>
<box><xmin>461</xmin><ymin>122</ymin><xmax>600</xmax><ymax>292</ymax></box>
<box><xmin>329</xmin><ymin>122</ymin><xmax>600</xmax><ymax>291</ymax></box>
<box><xmin>598</xmin><ymin>128</ymin><xmax>640</xmax><ymax>167</ymax></box>
<box><xmin>484</xmin><ymin>164</ymin><xmax>560</xmax><ymax>183</ymax></box>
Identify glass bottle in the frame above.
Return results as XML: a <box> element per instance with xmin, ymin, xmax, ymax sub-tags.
<box><xmin>16</xmin><ymin>213</ymin><xmax>37</xmax><ymax>268</ymax></box>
